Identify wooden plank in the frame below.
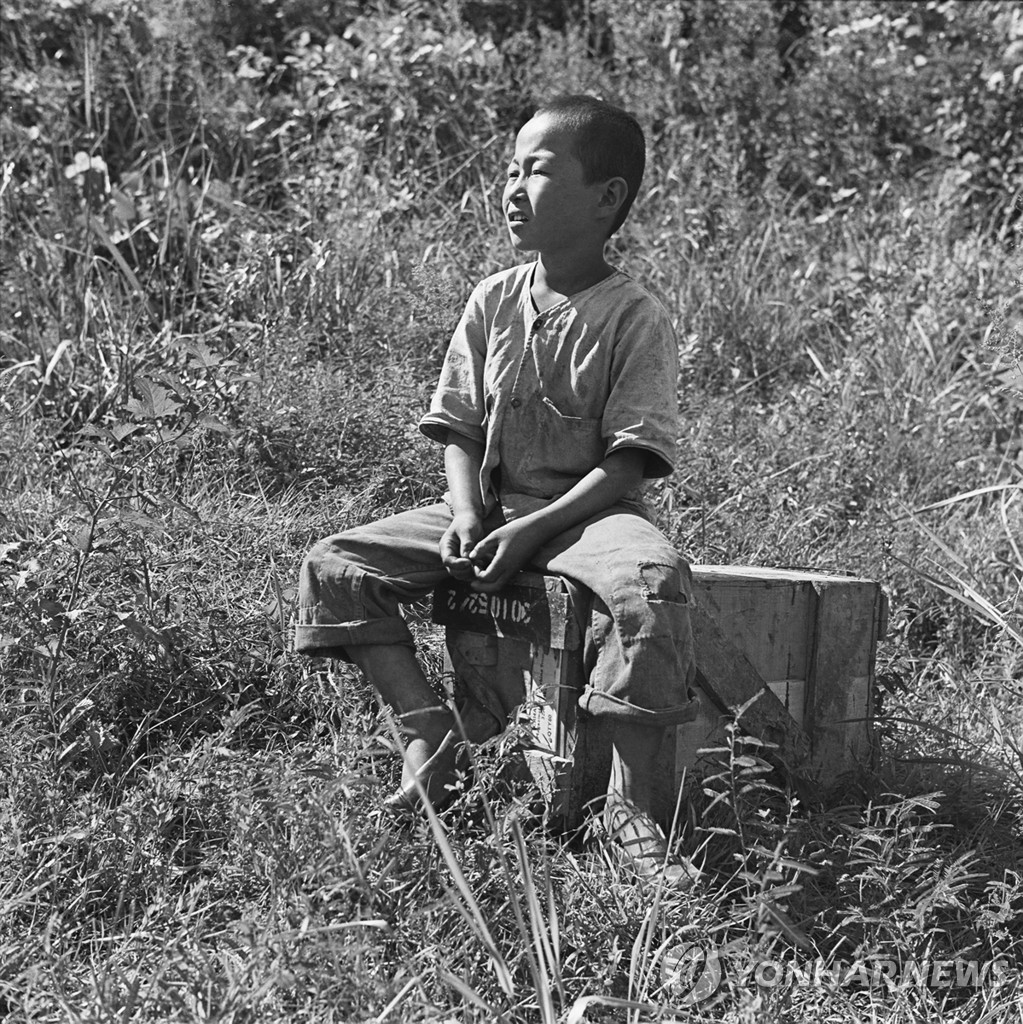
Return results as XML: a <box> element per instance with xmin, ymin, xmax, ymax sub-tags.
<box><xmin>689</xmin><ymin>603</ymin><xmax>812</xmax><ymax>770</ymax></box>
<box><xmin>691</xmin><ymin>569</ymin><xmax>815</xmax><ymax>691</ymax></box>
<box><xmin>512</xmin><ymin>630</ymin><xmax>600</xmax><ymax>831</ymax></box>
<box><xmin>805</xmin><ymin>580</ymin><xmax>883</xmax><ymax>781</ymax></box>
<box><xmin>693</xmin><ymin>565</ymin><xmax>878</xmax><ymax>586</ymax></box>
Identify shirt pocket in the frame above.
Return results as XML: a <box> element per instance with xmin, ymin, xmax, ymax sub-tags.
<box><xmin>540</xmin><ymin>395</ymin><xmax>601</xmax><ymax>433</ymax></box>
<box><xmin>520</xmin><ymin>395</ymin><xmax>606</xmax><ymax>487</ymax></box>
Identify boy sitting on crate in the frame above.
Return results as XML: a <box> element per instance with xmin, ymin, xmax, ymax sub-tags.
<box><xmin>296</xmin><ymin>95</ymin><xmax>700</xmax><ymax>886</ymax></box>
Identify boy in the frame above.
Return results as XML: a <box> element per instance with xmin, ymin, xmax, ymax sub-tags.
<box><xmin>296</xmin><ymin>95</ymin><xmax>699</xmax><ymax>886</ymax></box>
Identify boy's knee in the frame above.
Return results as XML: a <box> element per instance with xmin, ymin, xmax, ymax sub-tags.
<box><xmin>303</xmin><ymin>537</ymin><xmax>338</xmax><ymax>577</ymax></box>
<box><xmin>301</xmin><ymin>535</ymin><xmax>362</xmax><ymax>593</ymax></box>
<box><xmin>599</xmin><ymin>547</ymin><xmax>694</xmax><ymax>643</ymax></box>
<box><xmin>605</xmin><ymin>544</ymin><xmax>690</xmax><ymax>604</ymax></box>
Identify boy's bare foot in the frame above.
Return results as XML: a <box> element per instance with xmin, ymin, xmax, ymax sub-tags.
<box><xmin>343</xmin><ymin>643</ymin><xmax>466</xmax><ymax>814</ymax></box>
<box><xmin>384</xmin><ymin>698</ymin><xmax>502</xmax><ymax>816</ymax></box>
<box><xmin>396</xmin><ymin>705</ymin><xmax>455</xmax><ymax>778</ymax></box>
<box><xmin>385</xmin><ymin>721</ymin><xmax>459</xmax><ymax>815</ymax></box>
<box><xmin>604</xmin><ymin>720</ymin><xmax>700</xmax><ymax>888</ymax></box>
<box><xmin>603</xmin><ymin>797</ymin><xmax>702</xmax><ymax>891</ymax></box>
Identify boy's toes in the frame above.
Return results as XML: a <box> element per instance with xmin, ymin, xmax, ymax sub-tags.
<box><xmin>602</xmin><ymin>798</ymin><xmax>702</xmax><ymax>890</ymax></box>
<box><xmin>383</xmin><ymin>729</ymin><xmax>464</xmax><ymax>817</ymax></box>
<box><xmin>628</xmin><ymin>853</ymin><xmax>703</xmax><ymax>891</ymax></box>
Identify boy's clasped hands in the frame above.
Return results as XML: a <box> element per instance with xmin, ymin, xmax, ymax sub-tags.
<box><xmin>440</xmin><ymin>514</ymin><xmax>546</xmax><ymax>593</ymax></box>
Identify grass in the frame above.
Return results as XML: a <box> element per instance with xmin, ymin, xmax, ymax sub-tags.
<box><xmin>2</xmin><ymin>0</ymin><xmax>1023</xmax><ymax>1020</ymax></box>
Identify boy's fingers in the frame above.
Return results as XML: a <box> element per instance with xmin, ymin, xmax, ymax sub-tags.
<box><xmin>468</xmin><ymin>541</ymin><xmax>494</xmax><ymax>566</ymax></box>
<box><xmin>445</xmin><ymin>557</ymin><xmax>474</xmax><ymax>579</ymax></box>
<box><xmin>442</xmin><ymin>526</ymin><xmax>475</xmax><ymax>556</ymax></box>
<box><xmin>469</xmin><ymin>555</ymin><xmax>514</xmax><ymax>591</ymax></box>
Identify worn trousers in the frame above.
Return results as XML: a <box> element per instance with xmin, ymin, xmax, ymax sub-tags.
<box><xmin>295</xmin><ymin>502</ymin><xmax>698</xmax><ymax>726</ymax></box>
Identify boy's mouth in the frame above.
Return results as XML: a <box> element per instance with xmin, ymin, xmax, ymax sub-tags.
<box><xmin>507</xmin><ymin>211</ymin><xmax>528</xmax><ymax>223</ymax></box>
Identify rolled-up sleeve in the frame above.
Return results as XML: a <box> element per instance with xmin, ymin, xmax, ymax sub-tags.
<box><xmin>601</xmin><ymin>299</ymin><xmax>679</xmax><ymax>477</ymax></box>
<box><xmin>419</xmin><ymin>282</ymin><xmax>488</xmax><ymax>445</ymax></box>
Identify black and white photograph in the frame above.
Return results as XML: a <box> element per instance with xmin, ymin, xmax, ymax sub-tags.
<box><xmin>1</xmin><ymin>0</ymin><xmax>1021</xmax><ymax>1019</ymax></box>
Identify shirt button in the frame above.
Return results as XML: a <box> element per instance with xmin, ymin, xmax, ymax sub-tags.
<box><xmin>510</xmin><ymin>397</ymin><xmax>522</xmax><ymax>409</ymax></box>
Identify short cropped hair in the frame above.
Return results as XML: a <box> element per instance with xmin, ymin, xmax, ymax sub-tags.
<box><xmin>533</xmin><ymin>94</ymin><xmax>646</xmax><ymax>236</ymax></box>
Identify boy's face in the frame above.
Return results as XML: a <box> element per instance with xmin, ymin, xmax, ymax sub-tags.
<box><xmin>503</xmin><ymin>113</ymin><xmax>610</xmax><ymax>255</ymax></box>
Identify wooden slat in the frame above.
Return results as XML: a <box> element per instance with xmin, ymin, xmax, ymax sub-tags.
<box><xmin>521</xmin><ymin>642</ymin><xmax>606</xmax><ymax>830</ymax></box>
<box><xmin>805</xmin><ymin>581</ymin><xmax>882</xmax><ymax>778</ymax></box>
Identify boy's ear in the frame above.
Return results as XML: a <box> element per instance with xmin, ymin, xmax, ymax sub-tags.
<box><xmin>597</xmin><ymin>177</ymin><xmax>628</xmax><ymax>219</ymax></box>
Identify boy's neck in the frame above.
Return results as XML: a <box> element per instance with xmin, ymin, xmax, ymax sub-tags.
<box><xmin>531</xmin><ymin>250</ymin><xmax>614</xmax><ymax>311</ymax></box>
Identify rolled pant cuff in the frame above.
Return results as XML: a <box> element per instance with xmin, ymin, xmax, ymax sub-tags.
<box><xmin>578</xmin><ymin>690</ymin><xmax>701</xmax><ymax>726</ymax></box>
<box><xmin>293</xmin><ymin>617</ymin><xmax>414</xmax><ymax>657</ymax></box>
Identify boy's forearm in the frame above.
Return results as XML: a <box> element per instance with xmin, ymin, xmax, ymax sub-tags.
<box><xmin>517</xmin><ymin>447</ymin><xmax>647</xmax><ymax>542</ymax></box>
<box><xmin>444</xmin><ymin>432</ymin><xmax>485</xmax><ymax>518</ymax></box>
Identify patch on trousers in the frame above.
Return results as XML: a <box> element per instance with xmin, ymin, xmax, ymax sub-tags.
<box><xmin>638</xmin><ymin>561</ymin><xmax>687</xmax><ymax>603</ymax></box>
<box><xmin>614</xmin><ymin>561</ymin><xmax>694</xmax><ymax>647</ymax></box>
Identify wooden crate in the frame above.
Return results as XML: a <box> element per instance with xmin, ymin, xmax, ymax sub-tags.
<box><xmin>433</xmin><ymin>565</ymin><xmax>887</xmax><ymax>830</ymax></box>
<box><xmin>653</xmin><ymin>565</ymin><xmax>888</xmax><ymax>823</ymax></box>
<box><xmin>679</xmin><ymin>565</ymin><xmax>885</xmax><ymax>768</ymax></box>
<box><xmin>432</xmin><ymin>573</ymin><xmax>610</xmax><ymax>826</ymax></box>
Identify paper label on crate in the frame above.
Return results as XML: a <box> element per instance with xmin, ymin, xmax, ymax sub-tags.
<box><xmin>523</xmin><ymin>672</ymin><xmax>554</xmax><ymax>745</ymax></box>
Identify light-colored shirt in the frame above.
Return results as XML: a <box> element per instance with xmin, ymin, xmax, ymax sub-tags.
<box><xmin>419</xmin><ymin>261</ymin><xmax>679</xmax><ymax>518</ymax></box>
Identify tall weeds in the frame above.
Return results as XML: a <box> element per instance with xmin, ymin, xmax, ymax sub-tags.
<box><xmin>2</xmin><ymin>0</ymin><xmax>1021</xmax><ymax>1020</ymax></box>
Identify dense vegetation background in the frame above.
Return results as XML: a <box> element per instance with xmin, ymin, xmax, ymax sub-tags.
<box><xmin>1</xmin><ymin>0</ymin><xmax>1021</xmax><ymax>1020</ymax></box>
